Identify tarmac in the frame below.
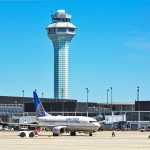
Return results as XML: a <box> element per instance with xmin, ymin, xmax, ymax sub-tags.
<box><xmin>0</xmin><ymin>131</ymin><xmax>150</xmax><ymax>150</ymax></box>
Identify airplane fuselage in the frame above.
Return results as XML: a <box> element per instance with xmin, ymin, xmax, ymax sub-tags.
<box><xmin>37</xmin><ymin>115</ymin><xmax>100</xmax><ymax>132</ymax></box>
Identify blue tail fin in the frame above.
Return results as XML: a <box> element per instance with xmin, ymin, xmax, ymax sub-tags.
<box><xmin>33</xmin><ymin>91</ymin><xmax>50</xmax><ymax>117</ymax></box>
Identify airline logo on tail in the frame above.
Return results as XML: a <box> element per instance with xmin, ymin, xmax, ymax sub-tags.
<box><xmin>36</xmin><ymin>103</ymin><xmax>46</xmax><ymax>117</ymax></box>
<box><xmin>33</xmin><ymin>91</ymin><xmax>49</xmax><ymax>117</ymax></box>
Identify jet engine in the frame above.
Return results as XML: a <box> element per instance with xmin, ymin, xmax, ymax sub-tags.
<box><xmin>52</xmin><ymin>126</ymin><xmax>65</xmax><ymax>136</ymax></box>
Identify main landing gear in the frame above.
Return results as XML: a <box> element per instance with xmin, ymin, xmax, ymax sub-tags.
<box><xmin>89</xmin><ymin>133</ymin><xmax>92</xmax><ymax>136</ymax></box>
<box><xmin>70</xmin><ymin>131</ymin><xmax>76</xmax><ymax>136</ymax></box>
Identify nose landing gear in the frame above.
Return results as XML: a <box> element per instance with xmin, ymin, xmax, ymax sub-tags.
<box><xmin>89</xmin><ymin>133</ymin><xmax>92</xmax><ymax>136</ymax></box>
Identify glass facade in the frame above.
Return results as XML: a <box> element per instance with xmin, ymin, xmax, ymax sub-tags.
<box><xmin>46</xmin><ymin>10</ymin><xmax>76</xmax><ymax>99</ymax></box>
<box><xmin>0</xmin><ymin>104</ymin><xmax>23</xmax><ymax>113</ymax></box>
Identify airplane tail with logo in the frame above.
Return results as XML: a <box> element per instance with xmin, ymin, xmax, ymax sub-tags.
<box><xmin>33</xmin><ymin>91</ymin><xmax>50</xmax><ymax>117</ymax></box>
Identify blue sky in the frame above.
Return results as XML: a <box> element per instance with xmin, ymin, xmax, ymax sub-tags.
<box><xmin>0</xmin><ymin>0</ymin><xmax>150</xmax><ymax>103</ymax></box>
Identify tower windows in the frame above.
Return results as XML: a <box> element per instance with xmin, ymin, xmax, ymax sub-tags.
<box><xmin>48</xmin><ymin>28</ymin><xmax>56</xmax><ymax>34</ymax></box>
<box><xmin>52</xmin><ymin>18</ymin><xmax>70</xmax><ymax>23</ymax></box>
<box><xmin>57</xmin><ymin>28</ymin><xmax>66</xmax><ymax>32</ymax></box>
<box><xmin>68</xmin><ymin>28</ymin><xmax>74</xmax><ymax>33</ymax></box>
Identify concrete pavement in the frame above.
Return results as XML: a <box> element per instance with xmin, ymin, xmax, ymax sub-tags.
<box><xmin>0</xmin><ymin>131</ymin><xmax>150</xmax><ymax>150</ymax></box>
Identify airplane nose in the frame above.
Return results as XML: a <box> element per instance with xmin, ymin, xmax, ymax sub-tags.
<box><xmin>93</xmin><ymin>122</ymin><xmax>101</xmax><ymax>129</ymax></box>
<box><xmin>96</xmin><ymin>122</ymin><xmax>101</xmax><ymax>127</ymax></box>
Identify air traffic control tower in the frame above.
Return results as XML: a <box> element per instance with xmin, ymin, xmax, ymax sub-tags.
<box><xmin>46</xmin><ymin>10</ymin><xmax>77</xmax><ymax>99</ymax></box>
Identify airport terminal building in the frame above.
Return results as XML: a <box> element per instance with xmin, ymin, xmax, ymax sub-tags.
<box><xmin>0</xmin><ymin>95</ymin><xmax>134</xmax><ymax>120</ymax></box>
<box><xmin>1</xmin><ymin>95</ymin><xmax>150</xmax><ymax>130</ymax></box>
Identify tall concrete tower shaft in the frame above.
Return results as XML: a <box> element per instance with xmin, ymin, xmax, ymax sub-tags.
<box><xmin>46</xmin><ymin>10</ymin><xmax>77</xmax><ymax>99</ymax></box>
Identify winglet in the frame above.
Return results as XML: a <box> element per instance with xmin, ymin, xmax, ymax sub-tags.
<box><xmin>33</xmin><ymin>91</ymin><xmax>50</xmax><ymax>117</ymax></box>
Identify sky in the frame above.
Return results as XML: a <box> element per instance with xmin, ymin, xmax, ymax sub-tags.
<box><xmin>0</xmin><ymin>0</ymin><xmax>150</xmax><ymax>103</ymax></box>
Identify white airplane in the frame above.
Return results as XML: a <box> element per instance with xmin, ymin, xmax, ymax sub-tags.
<box><xmin>33</xmin><ymin>91</ymin><xmax>100</xmax><ymax>136</ymax></box>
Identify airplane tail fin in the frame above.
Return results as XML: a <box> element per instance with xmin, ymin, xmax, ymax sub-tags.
<box><xmin>33</xmin><ymin>91</ymin><xmax>50</xmax><ymax>117</ymax></box>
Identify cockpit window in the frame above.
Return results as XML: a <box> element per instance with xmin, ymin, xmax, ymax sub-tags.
<box><xmin>89</xmin><ymin>121</ymin><xmax>97</xmax><ymax>123</ymax></box>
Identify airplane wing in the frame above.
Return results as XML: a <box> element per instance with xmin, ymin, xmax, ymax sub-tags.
<box><xmin>0</xmin><ymin>121</ymin><xmax>67</xmax><ymax>130</ymax></box>
<box><xmin>0</xmin><ymin>121</ymin><xmax>37</xmax><ymax>126</ymax></box>
<box><xmin>1</xmin><ymin>121</ymin><xmax>68</xmax><ymax>135</ymax></box>
<box><xmin>0</xmin><ymin>121</ymin><xmax>54</xmax><ymax>127</ymax></box>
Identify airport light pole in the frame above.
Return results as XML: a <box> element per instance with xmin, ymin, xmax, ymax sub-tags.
<box><xmin>110</xmin><ymin>87</ymin><xmax>113</xmax><ymax>129</ymax></box>
<box><xmin>22</xmin><ymin>90</ymin><xmax>25</xmax><ymax>125</ymax></box>
<box><xmin>137</xmin><ymin>86</ymin><xmax>141</xmax><ymax>129</ymax></box>
<box><xmin>110</xmin><ymin>87</ymin><xmax>113</xmax><ymax>112</ymax></box>
<box><xmin>86</xmin><ymin>88</ymin><xmax>89</xmax><ymax>117</ymax></box>
<box><xmin>137</xmin><ymin>86</ymin><xmax>139</xmax><ymax>102</ymax></box>
<box><xmin>22</xmin><ymin>90</ymin><xmax>24</xmax><ymax>113</ymax></box>
<box><xmin>42</xmin><ymin>93</ymin><xmax>44</xmax><ymax>98</ymax></box>
<box><xmin>107</xmin><ymin>89</ymin><xmax>109</xmax><ymax>105</ymax></box>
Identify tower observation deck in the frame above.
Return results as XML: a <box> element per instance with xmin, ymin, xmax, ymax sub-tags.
<box><xmin>46</xmin><ymin>10</ymin><xmax>77</xmax><ymax>99</ymax></box>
